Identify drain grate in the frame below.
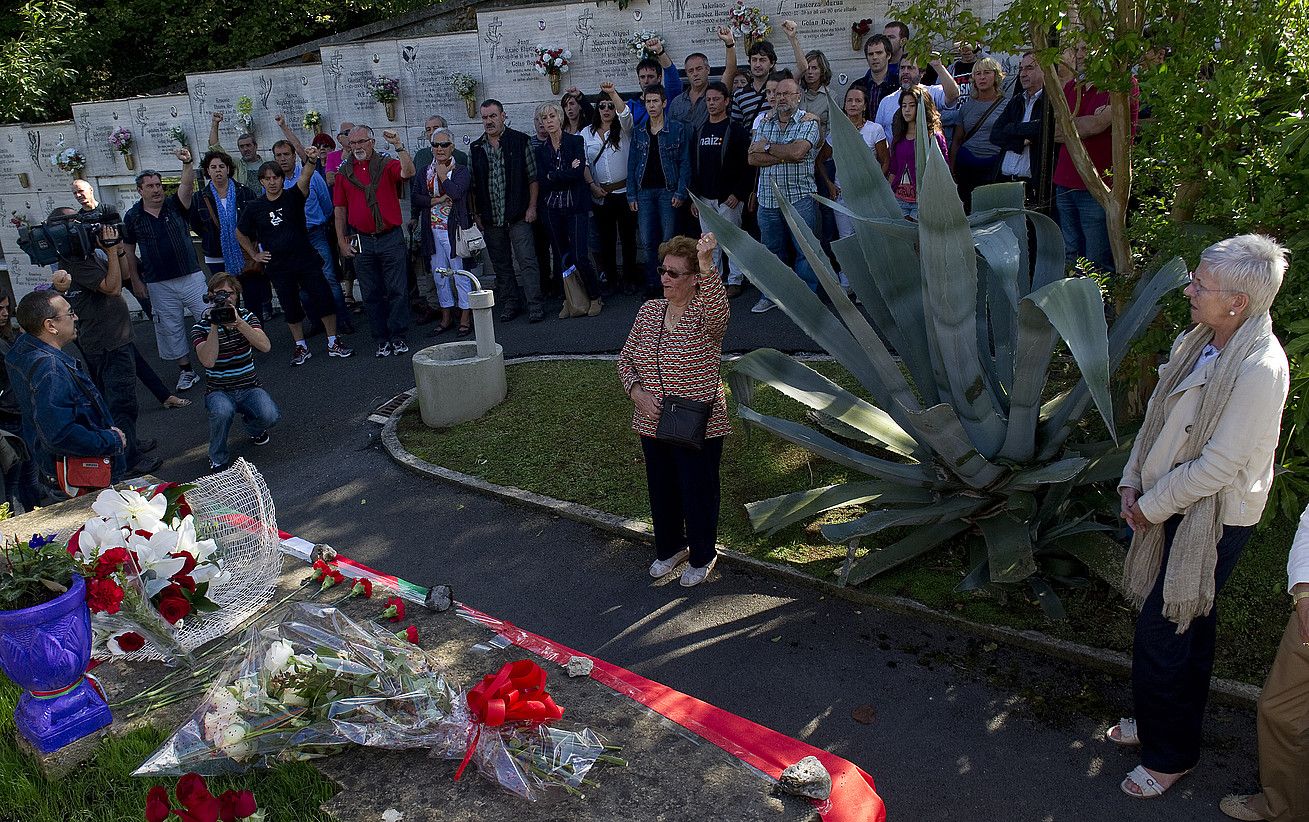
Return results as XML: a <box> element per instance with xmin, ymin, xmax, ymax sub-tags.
<box><xmin>369</xmin><ymin>389</ymin><xmax>415</xmax><ymax>424</ymax></box>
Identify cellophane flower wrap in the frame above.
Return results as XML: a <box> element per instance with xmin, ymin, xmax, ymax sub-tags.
<box><xmin>70</xmin><ymin>484</ymin><xmax>225</xmax><ymax>663</ymax></box>
<box><xmin>456</xmin><ymin>659</ymin><xmax>615</xmax><ymax>801</ymax></box>
<box><xmin>134</xmin><ymin>603</ymin><xmax>469</xmax><ymax>776</ymax></box>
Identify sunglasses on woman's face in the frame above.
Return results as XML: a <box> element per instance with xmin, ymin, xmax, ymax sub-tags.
<box><xmin>431</xmin><ymin>141</ymin><xmax>453</xmax><ymax>148</ymax></box>
<box><xmin>597</xmin><ymin>102</ymin><xmax>615</xmax><ymax>110</ymax></box>
<box><xmin>657</xmin><ymin>265</ymin><xmax>694</xmax><ymax>279</ymax></box>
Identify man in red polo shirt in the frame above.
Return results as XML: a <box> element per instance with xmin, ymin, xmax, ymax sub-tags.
<box><xmin>1052</xmin><ymin>45</ymin><xmax>1138</xmax><ymax>274</ymax></box>
<box><xmin>333</xmin><ymin>125</ymin><xmax>416</xmax><ymax>358</ymax></box>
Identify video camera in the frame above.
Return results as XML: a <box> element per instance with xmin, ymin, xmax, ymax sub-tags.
<box><xmin>16</xmin><ymin>211</ymin><xmax>122</xmax><ymax>266</ymax></box>
<box><xmin>205</xmin><ymin>290</ymin><xmax>237</xmax><ymax>325</ymax></box>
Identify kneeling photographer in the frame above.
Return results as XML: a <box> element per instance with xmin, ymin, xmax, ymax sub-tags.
<box><xmin>46</xmin><ymin>207</ymin><xmax>161</xmax><ymax>475</ymax></box>
<box><xmin>191</xmin><ymin>273</ymin><xmax>280</xmax><ymax>472</ymax></box>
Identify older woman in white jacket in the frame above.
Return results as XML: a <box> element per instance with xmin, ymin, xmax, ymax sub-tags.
<box><xmin>1113</xmin><ymin>234</ymin><xmax>1290</xmax><ymax>800</ymax></box>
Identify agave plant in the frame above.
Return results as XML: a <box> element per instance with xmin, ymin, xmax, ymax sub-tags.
<box><xmin>695</xmin><ymin>95</ymin><xmax>1188</xmax><ymax>612</ymax></box>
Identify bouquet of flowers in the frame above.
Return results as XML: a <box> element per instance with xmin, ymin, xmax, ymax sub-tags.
<box><xmin>625</xmin><ymin>30</ymin><xmax>663</xmax><ymax>59</ymax></box>
<box><xmin>108</xmin><ymin>126</ymin><xmax>134</xmax><ymax>156</ymax></box>
<box><xmin>727</xmin><ymin>1</ymin><xmax>771</xmax><ymax>45</ymax></box>
<box><xmin>147</xmin><ymin>773</ymin><xmax>263</xmax><ymax>822</ymax></box>
<box><xmin>451</xmin><ymin>72</ymin><xmax>478</xmax><ymax>118</ymax></box>
<box><xmin>169</xmin><ymin>125</ymin><xmax>189</xmax><ymax>147</ymax></box>
<box><xmin>301</xmin><ymin>110</ymin><xmax>322</xmax><ymax>132</ymax></box>
<box><xmin>69</xmin><ymin>485</ymin><xmax>233</xmax><ymax>661</ymax></box>
<box><xmin>368</xmin><ymin>76</ymin><xmax>400</xmax><ymax>104</ymax></box>
<box><xmin>851</xmin><ymin>18</ymin><xmax>873</xmax><ymax>49</ymax></box>
<box><xmin>135</xmin><ymin>603</ymin><xmax>469</xmax><ymax>775</ymax></box>
<box><xmin>50</xmin><ymin>147</ymin><xmax>87</xmax><ymax>175</ymax></box>
<box><xmin>534</xmin><ymin>44</ymin><xmax>572</xmax><ymax>77</ymax></box>
<box><xmin>235</xmin><ymin>96</ymin><xmax>255</xmax><ymax>133</ymax></box>
<box><xmin>9</xmin><ymin>211</ymin><xmax>31</xmax><ymax>229</ymax></box>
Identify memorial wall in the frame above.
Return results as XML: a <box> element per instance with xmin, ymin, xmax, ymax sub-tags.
<box><xmin>0</xmin><ymin>0</ymin><xmax>1011</xmax><ymax>300</ymax></box>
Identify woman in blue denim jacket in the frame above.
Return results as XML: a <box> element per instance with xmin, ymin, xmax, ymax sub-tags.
<box><xmin>627</xmin><ymin>84</ymin><xmax>691</xmax><ymax>297</ymax></box>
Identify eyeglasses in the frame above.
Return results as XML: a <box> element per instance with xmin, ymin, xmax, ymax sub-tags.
<box><xmin>347</xmin><ymin>138</ymin><xmax>373</xmax><ymax>147</ymax></box>
<box><xmin>431</xmin><ymin>141</ymin><xmax>453</xmax><ymax>148</ymax></box>
<box><xmin>1185</xmin><ymin>273</ymin><xmax>1239</xmax><ymax>294</ymax></box>
<box><xmin>657</xmin><ymin>265</ymin><xmax>694</xmax><ymax>279</ymax></box>
<box><xmin>53</xmin><ymin>310</ymin><xmax>78</xmax><ymax>319</ymax></box>
<box><xmin>597</xmin><ymin>102</ymin><xmax>616</xmax><ymax>110</ymax></box>
<box><xmin>212</xmin><ymin>290</ymin><xmax>236</xmax><ymax>298</ymax></box>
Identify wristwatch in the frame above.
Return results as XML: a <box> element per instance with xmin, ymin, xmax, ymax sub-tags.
<box><xmin>1293</xmin><ymin>590</ymin><xmax>1309</xmax><ymax>607</ymax></box>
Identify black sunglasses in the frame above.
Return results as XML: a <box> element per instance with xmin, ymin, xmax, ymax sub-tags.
<box><xmin>657</xmin><ymin>265</ymin><xmax>694</xmax><ymax>279</ymax></box>
<box><xmin>597</xmin><ymin>102</ymin><xmax>616</xmax><ymax>110</ymax></box>
<box><xmin>431</xmin><ymin>141</ymin><xmax>453</xmax><ymax>148</ymax></box>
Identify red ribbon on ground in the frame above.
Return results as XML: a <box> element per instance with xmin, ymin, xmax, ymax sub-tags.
<box><xmin>454</xmin><ymin>659</ymin><xmax>564</xmax><ymax>780</ymax></box>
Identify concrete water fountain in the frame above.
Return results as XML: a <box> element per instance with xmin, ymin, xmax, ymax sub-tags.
<box><xmin>412</xmin><ymin>269</ymin><xmax>507</xmax><ymax>428</ymax></box>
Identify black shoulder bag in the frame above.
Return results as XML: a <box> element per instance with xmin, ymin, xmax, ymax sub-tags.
<box><xmin>653</xmin><ymin>305</ymin><xmax>711</xmax><ymax>449</ymax></box>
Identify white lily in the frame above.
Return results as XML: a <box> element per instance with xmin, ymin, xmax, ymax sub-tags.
<box><xmin>263</xmin><ymin>640</ymin><xmax>295</xmax><ymax>676</ymax></box>
<box><xmin>73</xmin><ymin>517</ymin><xmax>129</xmax><ymax>564</ymax></box>
<box><xmin>278</xmin><ymin>688</ymin><xmax>308</xmax><ymax>707</ymax></box>
<box><xmin>128</xmin><ymin>531</ymin><xmax>186</xmax><ymax>595</ymax></box>
<box><xmin>92</xmin><ymin>488</ymin><xmax>167</xmax><ymax>532</ymax></box>
<box><xmin>171</xmin><ymin>516</ymin><xmax>220</xmax><ymax>564</ymax></box>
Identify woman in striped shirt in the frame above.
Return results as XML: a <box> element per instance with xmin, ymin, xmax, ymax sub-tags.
<box><xmin>618</xmin><ymin>233</ymin><xmax>730</xmax><ymax>587</ymax></box>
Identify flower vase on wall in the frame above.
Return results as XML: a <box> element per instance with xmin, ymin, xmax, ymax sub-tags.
<box><xmin>465</xmin><ymin>98</ymin><xmax>477</xmax><ymax>119</ymax></box>
<box><xmin>123</xmin><ymin>153</ymin><xmax>136</xmax><ymax>171</ymax></box>
<box><xmin>384</xmin><ymin>101</ymin><xmax>397</xmax><ymax>122</ymax></box>
<box><xmin>0</xmin><ymin>576</ymin><xmax>113</xmax><ymax>754</ymax></box>
<box><xmin>549</xmin><ymin>74</ymin><xmax>562</xmax><ymax>95</ymax></box>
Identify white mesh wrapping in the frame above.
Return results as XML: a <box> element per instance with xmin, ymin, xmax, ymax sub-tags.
<box><xmin>88</xmin><ymin>459</ymin><xmax>282</xmax><ymax>660</ymax></box>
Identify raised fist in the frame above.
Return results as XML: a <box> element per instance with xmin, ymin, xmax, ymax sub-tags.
<box><xmin>781</xmin><ymin>19</ymin><xmax>798</xmax><ymax>36</ymax></box>
<box><xmin>599</xmin><ymin>81</ymin><xmax>615</xmax><ymax>95</ymax></box>
<box><xmin>305</xmin><ymin>145</ymin><xmax>321</xmax><ymax>163</ymax></box>
<box><xmin>211</xmin><ymin>111</ymin><xmax>223</xmax><ymax>123</ymax></box>
<box><xmin>717</xmin><ymin>26</ymin><xmax>736</xmax><ymax>46</ymax></box>
<box><xmin>176</xmin><ymin>147</ymin><xmax>193</xmax><ymax>164</ymax></box>
<box><xmin>381</xmin><ymin>129</ymin><xmax>400</xmax><ymax>144</ymax></box>
<box><xmin>274</xmin><ymin>113</ymin><xmax>286</xmax><ymax>125</ymax></box>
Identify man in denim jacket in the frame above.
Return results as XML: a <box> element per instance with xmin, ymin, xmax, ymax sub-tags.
<box><xmin>5</xmin><ymin>290</ymin><xmax>125</xmax><ymax>488</ymax></box>
<box><xmin>627</xmin><ymin>84</ymin><xmax>691</xmax><ymax>297</ymax></box>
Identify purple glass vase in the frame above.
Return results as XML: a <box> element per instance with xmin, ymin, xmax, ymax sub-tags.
<box><xmin>0</xmin><ymin>575</ymin><xmax>112</xmax><ymax>753</ymax></box>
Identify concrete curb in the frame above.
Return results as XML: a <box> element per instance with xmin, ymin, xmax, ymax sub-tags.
<box><xmin>379</xmin><ymin>360</ymin><xmax>1261</xmax><ymax>711</ymax></box>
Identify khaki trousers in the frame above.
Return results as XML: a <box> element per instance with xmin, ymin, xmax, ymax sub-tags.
<box><xmin>1249</xmin><ymin>612</ymin><xmax>1309</xmax><ymax>821</ymax></box>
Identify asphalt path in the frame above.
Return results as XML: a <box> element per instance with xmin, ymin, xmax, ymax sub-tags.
<box><xmin>113</xmin><ymin>288</ymin><xmax>1259</xmax><ymax>821</ymax></box>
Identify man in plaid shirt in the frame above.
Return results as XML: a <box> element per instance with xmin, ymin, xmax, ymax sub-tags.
<box><xmin>747</xmin><ymin>77</ymin><xmax>820</xmax><ymax>313</ymax></box>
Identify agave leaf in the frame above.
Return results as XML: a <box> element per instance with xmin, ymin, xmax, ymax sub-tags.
<box><xmin>1042</xmin><ymin>531</ymin><xmax>1128</xmax><ymax>596</ymax></box>
<box><xmin>846</xmin><ymin>520</ymin><xmax>972</xmax><ymax>585</ymax></box>
<box><xmin>745</xmin><ymin>480</ymin><xmax>937</xmax><ymax>536</ymax></box>
<box><xmin>915</xmin><ymin>134</ymin><xmax>1008</xmax><ymax>458</ymax></box>
<box><xmin>699</xmin><ymin>197</ymin><xmax>921</xmax><ymax>424</ymax></box>
<box><xmin>978</xmin><ymin>510</ymin><xmax>1037</xmax><ymax>583</ymax></box>
<box><xmin>973</xmin><ymin>221</ymin><xmax>1022</xmax><ymax>399</ymax></box>
<box><xmin>736</xmin><ymin>404</ymin><xmax>942</xmax><ymax>487</ymax></box>
<box><xmin>814</xmin><ymin>197</ymin><xmax>919</xmax><ymax>242</ymax></box>
<box><xmin>1027</xmin><ymin>276</ymin><xmax>1116</xmax><ymax>442</ymax></box>
<box><xmin>1078</xmin><ymin>446</ymin><xmax>1132</xmax><ymax>484</ymax></box>
<box><xmin>821</xmin><ymin>496</ymin><xmax>986</xmax><ymax>545</ymax></box>
<box><xmin>956</xmin><ymin>558</ymin><xmax>992</xmax><ymax>592</ymax></box>
<box><xmin>970</xmin><ymin>182</ymin><xmax>1030</xmax><ymax>292</ymax></box>
<box><xmin>967</xmin><ymin>207</ymin><xmax>1067</xmax><ymax>294</ymax></box>
<box><xmin>997</xmin><ymin>299</ymin><xmax>1060</xmax><ymax>462</ymax></box>
<box><xmin>1027</xmin><ymin>576</ymin><xmax>1068</xmax><ymax>620</ymax></box>
<box><xmin>907</xmin><ymin>404</ymin><xmax>1007</xmax><ymax>488</ymax></box>
<box><xmin>1037</xmin><ymin>258</ymin><xmax>1189</xmax><ymax>460</ymax></box>
<box><xmin>1007</xmin><ymin>457</ymin><xmax>1090</xmax><ymax>490</ymax></box>
<box><xmin>732</xmin><ymin>349</ymin><xmax>920</xmax><ymax>458</ymax></box>
<box><xmin>1040</xmin><ymin>518</ymin><xmax>1115</xmax><ymax>542</ymax></box>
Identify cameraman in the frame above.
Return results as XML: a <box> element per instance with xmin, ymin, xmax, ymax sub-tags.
<box><xmin>49</xmin><ymin>207</ymin><xmax>161</xmax><ymax>475</ymax></box>
<box><xmin>191</xmin><ymin>273</ymin><xmax>279</xmax><ymax>472</ymax></box>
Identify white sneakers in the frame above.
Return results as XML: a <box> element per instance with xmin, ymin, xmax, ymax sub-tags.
<box><xmin>648</xmin><ymin>548</ymin><xmax>717</xmax><ymax>587</ymax></box>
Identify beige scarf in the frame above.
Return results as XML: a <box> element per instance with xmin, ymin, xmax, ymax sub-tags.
<box><xmin>1123</xmin><ymin>312</ymin><xmax>1272</xmax><ymax>633</ymax></box>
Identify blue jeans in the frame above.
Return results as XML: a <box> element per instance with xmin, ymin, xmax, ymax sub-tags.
<box><xmin>1055</xmin><ymin>185</ymin><xmax>1113</xmax><ymax>272</ymax></box>
<box><xmin>757</xmin><ymin>197</ymin><xmax>819</xmax><ymax>292</ymax></box>
<box><xmin>307</xmin><ymin>225</ymin><xmax>350</xmax><ymax>323</ymax></box>
<box><xmin>206</xmin><ymin>387</ymin><xmax>280</xmax><ymax>468</ymax></box>
<box><xmin>1132</xmin><ymin>515</ymin><xmax>1253</xmax><ymax>773</ymax></box>
<box><xmin>636</xmin><ymin>188</ymin><xmax>676</xmax><ymax>289</ymax></box>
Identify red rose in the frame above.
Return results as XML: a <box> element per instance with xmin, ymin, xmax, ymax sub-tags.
<box><xmin>145</xmin><ymin>785</ymin><xmax>172</xmax><ymax>822</ymax></box>
<box><xmin>86</xmin><ymin>577</ymin><xmax>124</xmax><ymax>614</ymax></box>
<box><xmin>158</xmin><ymin>592</ymin><xmax>192</xmax><ymax>625</ymax></box>
<box><xmin>175</xmin><ymin>772</ymin><xmax>213</xmax><ymax>809</ymax></box>
<box><xmin>95</xmin><ymin>546</ymin><xmax>130</xmax><ymax>578</ymax></box>
<box><xmin>174</xmin><ymin>574</ymin><xmax>197</xmax><ymax>593</ymax></box>
<box><xmin>170</xmin><ymin>550</ymin><xmax>198</xmax><ymax>576</ymax></box>
<box><xmin>174</xmin><ymin>794</ymin><xmax>219</xmax><ymax>822</ymax></box>
<box><xmin>116</xmin><ymin>631</ymin><xmax>145</xmax><ymax>652</ymax></box>
<box><xmin>217</xmin><ymin>789</ymin><xmax>258</xmax><ymax>822</ymax></box>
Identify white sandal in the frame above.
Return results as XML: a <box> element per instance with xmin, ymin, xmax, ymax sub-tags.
<box><xmin>1121</xmin><ymin>765</ymin><xmax>1189</xmax><ymax>799</ymax></box>
<box><xmin>1106</xmin><ymin>717</ymin><xmax>1140</xmax><ymax>746</ymax></box>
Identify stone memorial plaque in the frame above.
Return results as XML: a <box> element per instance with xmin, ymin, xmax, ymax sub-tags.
<box><xmin>254</xmin><ymin>65</ymin><xmax>330</xmax><ymax>145</ymax></box>
<box><xmin>662</xmin><ymin>0</ymin><xmax>734</xmax><ymax>66</ymax></box>
<box><xmin>187</xmin><ymin>70</ymin><xmax>263</xmax><ymax>149</ymax></box>
<box><xmin>0</xmin><ymin>126</ymin><xmax>32</xmax><ymax>193</ymax></box>
<box><xmin>321</xmin><ymin>41</ymin><xmax>405</xmax><ymax>130</ymax></box>
<box><xmin>22</xmin><ymin>123</ymin><xmax>80</xmax><ymax>191</ymax></box>
<box><xmin>566</xmin><ymin>2</ymin><xmax>645</xmax><ymax>92</ymax></box>
<box><xmin>477</xmin><ymin>6</ymin><xmax>575</xmax><ymax>106</ymax></box>
<box><xmin>70</xmin><ymin>101</ymin><xmax>137</xmax><ymax>179</ymax></box>
<box><xmin>121</xmin><ymin>95</ymin><xmax>193</xmax><ymax>171</ymax></box>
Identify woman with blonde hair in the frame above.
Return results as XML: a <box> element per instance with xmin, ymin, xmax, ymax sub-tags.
<box><xmin>951</xmin><ymin>56</ymin><xmax>1007</xmax><ymax>210</ymax></box>
<box><xmin>1113</xmin><ymin>234</ymin><xmax>1290</xmax><ymax>800</ymax></box>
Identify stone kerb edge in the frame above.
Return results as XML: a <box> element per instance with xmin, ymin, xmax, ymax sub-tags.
<box><xmin>379</xmin><ymin>354</ymin><xmax>1262</xmax><ymax>710</ymax></box>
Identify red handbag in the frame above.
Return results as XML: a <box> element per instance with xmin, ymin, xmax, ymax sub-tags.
<box><xmin>54</xmin><ymin>455</ymin><xmax>112</xmax><ymax>497</ymax></box>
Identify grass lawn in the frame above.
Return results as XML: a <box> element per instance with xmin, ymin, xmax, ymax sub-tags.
<box><xmin>0</xmin><ymin>677</ymin><xmax>337</xmax><ymax>821</ymax></box>
<box><xmin>397</xmin><ymin>358</ymin><xmax>1292</xmax><ymax>686</ymax></box>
